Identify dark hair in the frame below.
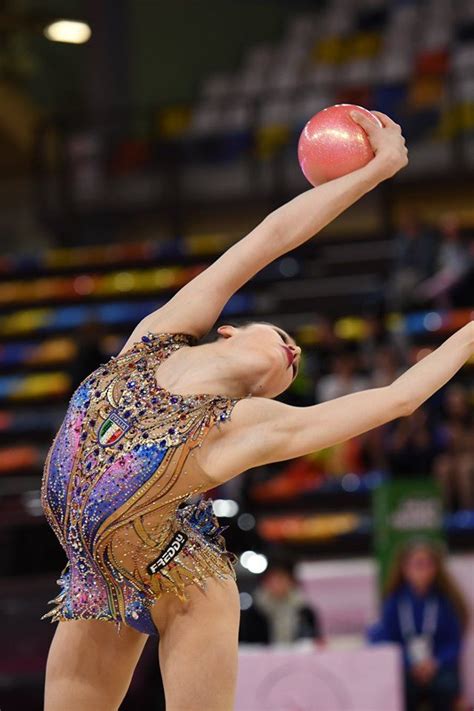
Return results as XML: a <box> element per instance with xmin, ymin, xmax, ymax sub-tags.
<box><xmin>384</xmin><ymin>539</ymin><xmax>469</xmax><ymax>629</ymax></box>
<box><xmin>222</xmin><ymin>320</ymin><xmax>285</xmax><ymax>332</ymax></box>
<box><xmin>200</xmin><ymin>319</ymin><xmax>287</xmax><ymax>344</ymax></box>
<box><xmin>265</xmin><ymin>560</ymin><xmax>296</xmax><ymax>582</ymax></box>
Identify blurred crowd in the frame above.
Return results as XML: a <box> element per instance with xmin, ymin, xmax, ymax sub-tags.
<box><xmin>289</xmin><ymin>337</ymin><xmax>473</xmax><ymax>512</ymax></box>
<box><xmin>274</xmin><ymin>210</ymin><xmax>474</xmax><ymax>512</ymax></box>
<box><xmin>240</xmin><ymin>540</ymin><xmax>470</xmax><ymax>711</ymax></box>
<box><xmin>388</xmin><ymin>210</ymin><xmax>474</xmax><ymax>312</ymax></box>
<box><xmin>307</xmin><ymin>340</ymin><xmax>474</xmax><ymax>511</ymax></box>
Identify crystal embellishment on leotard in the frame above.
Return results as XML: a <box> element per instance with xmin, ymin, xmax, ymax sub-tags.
<box><xmin>40</xmin><ymin>331</ymin><xmax>241</xmax><ymax>636</ymax></box>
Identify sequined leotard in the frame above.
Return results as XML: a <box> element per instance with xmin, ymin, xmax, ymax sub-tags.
<box><xmin>40</xmin><ymin>331</ymin><xmax>241</xmax><ymax>635</ymax></box>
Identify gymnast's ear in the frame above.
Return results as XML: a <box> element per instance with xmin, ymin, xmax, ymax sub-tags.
<box><xmin>216</xmin><ymin>324</ymin><xmax>238</xmax><ymax>339</ymax></box>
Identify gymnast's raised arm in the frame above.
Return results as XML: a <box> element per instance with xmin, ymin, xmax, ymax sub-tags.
<box><xmin>197</xmin><ymin>321</ymin><xmax>474</xmax><ymax>483</ymax></box>
<box><xmin>120</xmin><ymin>111</ymin><xmax>407</xmax><ymax>351</ymax></box>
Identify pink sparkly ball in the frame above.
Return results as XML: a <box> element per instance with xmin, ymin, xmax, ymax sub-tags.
<box><xmin>297</xmin><ymin>103</ymin><xmax>383</xmax><ymax>187</ymax></box>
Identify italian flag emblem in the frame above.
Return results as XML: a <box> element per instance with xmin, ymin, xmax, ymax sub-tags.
<box><xmin>98</xmin><ymin>410</ymin><xmax>130</xmax><ymax>447</ymax></box>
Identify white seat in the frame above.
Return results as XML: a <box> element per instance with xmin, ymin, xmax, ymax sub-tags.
<box><xmin>188</xmin><ymin>102</ymin><xmax>223</xmax><ymax>135</ymax></box>
<box><xmin>286</xmin><ymin>14</ymin><xmax>318</xmax><ymax>45</ymax></box>
<box><xmin>453</xmin><ymin>77</ymin><xmax>474</xmax><ymax>101</ymax></box>
<box><xmin>201</xmin><ymin>74</ymin><xmax>233</xmax><ymax>101</ymax></box>
<box><xmin>377</xmin><ymin>54</ymin><xmax>413</xmax><ymax>83</ymax></box>
<box><xmin>451</xmin><ymin>44</ymin><xmax>474</xmax><ymax>73</ymax></box>
<box><xmin>258</xmin><ymin>97</ymin><xmax>293</xmax><ymax>127</ymax></box>
<box><xmin>342</xmin><ymin>58</ymin><xmax>377</xmax><ymax>87</ymax></box>
<box><xmin>290</xmin><ymin>92</ymin><xmax>335</xmax><ymax>125</ymax></box>
<box><xmin>308</xmin><ymin>63</ymin><xmax>339</xmax><ymax>88</ymax></box>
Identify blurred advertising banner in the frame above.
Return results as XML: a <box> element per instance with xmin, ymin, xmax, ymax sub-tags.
<box><xmin>236</xmin><ymin>644</ymin><xmax>403</xmax><ymax>711</ymax></box>
<box><xmin>373</xmin><ymin>478</ymin><xmax>444</xmax><ymax>588</ymax></box>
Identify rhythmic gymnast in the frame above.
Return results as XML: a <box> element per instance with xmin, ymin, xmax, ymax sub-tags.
<box><xmin>41</xmin><ymin>111</ymin><xmax>474</xmax><ymax>711</ymax></box>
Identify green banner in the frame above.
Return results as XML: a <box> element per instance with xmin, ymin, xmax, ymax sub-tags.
<box><xmin>373</xmin><ymin>478</ymin><xmax>444</xmax><ymax>590</ymax></box>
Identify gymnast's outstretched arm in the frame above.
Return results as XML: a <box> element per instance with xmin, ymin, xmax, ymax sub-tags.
<box><xmin>198</xmin><ymin>321</ymin><xmax>474</xmax><ymax>483</ymax></box>
<box><xmin>121</xmin><ymin>110</ymin><xmax>408</xmax><ymax>349</ymax></box>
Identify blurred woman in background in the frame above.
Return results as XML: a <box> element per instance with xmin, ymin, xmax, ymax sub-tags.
<box><xmin>369</xmin><ymin>540</ymin><xmax>469</xmax><ymax>711</ymax></box>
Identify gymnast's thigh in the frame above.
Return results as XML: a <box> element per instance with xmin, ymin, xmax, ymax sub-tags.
<box><xmin>44</xmin><ymin>618</ymin><xmax>149</xmax><ymax>711</ymax></box>
<box><xmin>150</xmin><ymin>576</ymin><xmax>240</xmax><ymax>711</ymax></box>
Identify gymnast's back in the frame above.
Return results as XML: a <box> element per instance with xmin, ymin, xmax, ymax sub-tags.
<box><xmin>40</xmin><ymin>331</ymin><xmax>240</xmax><ymax>635</ymax></box>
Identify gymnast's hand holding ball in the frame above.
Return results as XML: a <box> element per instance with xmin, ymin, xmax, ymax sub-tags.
<box><xmin>297</xmin><ymin>103</ymin><xmax>409</xmax><ymax>186</ymax></box>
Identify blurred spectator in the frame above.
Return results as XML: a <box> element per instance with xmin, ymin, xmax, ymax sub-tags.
<box><xmin>313</xmin><ymin>316</ymin><xmax>344</xmax><ymax>376</ymax></box>
<box><xmin>416</xmin><ymin>214</ymin><xmax>473</xmax><ymax>309</ymax></box>
<box><xmin>368</xmin><ymin>540</ymin><xmax>469</xmax><ymax>711</ymax></box>
<box><xmin>69</xmin><ymin>320</ymin><xmax>108</xmax><ymax>390</ymax></box>
<box><xmin>385</xmin><ymin>408</ymin><xmax>441</xmax><ymax>477</ymax></box>
<box><xmin>434</xmin><ymin>384</ymin><xmax>474</xmax><ymax>511</ymax></box>
<box><xmin>388</xmin><ymin>209</ymin><xmax>438</xmax><ymax>310</ymax></box>
<box><xmin>316</xmin><ymin>349</ymin><xmax>369</xmax><ymax>403</ymax></box>
<box><xmin>240</xmin><ymin>562</ymin><xmax>322</xmax><ymax>645</ymax></box>
<box><xmin>437</xmin><ymin>215</ymin><xmax>470</xmax><ymax>274</ymax></box>
<box><xmin>359</xmin><ymin>309</ymin><xmax>393</xmax><ymax>367</ymax></box>
<box><xmin>370</xmin><ymin>344</ymin><xmax>404</xmax><ymax>388</ymax></box>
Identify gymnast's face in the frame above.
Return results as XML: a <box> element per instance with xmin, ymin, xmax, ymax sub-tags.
<box><xmin>216</xmin><ymin>322</ymin><xmax>301</xmax><ymax>398</ymax></box>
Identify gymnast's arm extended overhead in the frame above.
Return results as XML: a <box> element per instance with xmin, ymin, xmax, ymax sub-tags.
<box><xmin>196</xmin><ymin>321</ymin><xmax>474</xmax><ymax>483</ymax></box>
<box><xmin>120</xmin><ymin>110</ymin><xmax>408</xmax><ymax>350</ymax></box>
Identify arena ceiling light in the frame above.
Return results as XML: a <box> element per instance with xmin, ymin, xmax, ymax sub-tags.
<box><xmin>43</xmin><ymin>19</ymin><xmax>91</xmax><ymax>44</ymax></box>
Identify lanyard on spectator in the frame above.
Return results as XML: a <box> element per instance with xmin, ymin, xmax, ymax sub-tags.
<box><xmin>398</xmin><ymin>597</ymin><xmax>439</xmax><ymax>640</ymax></box>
